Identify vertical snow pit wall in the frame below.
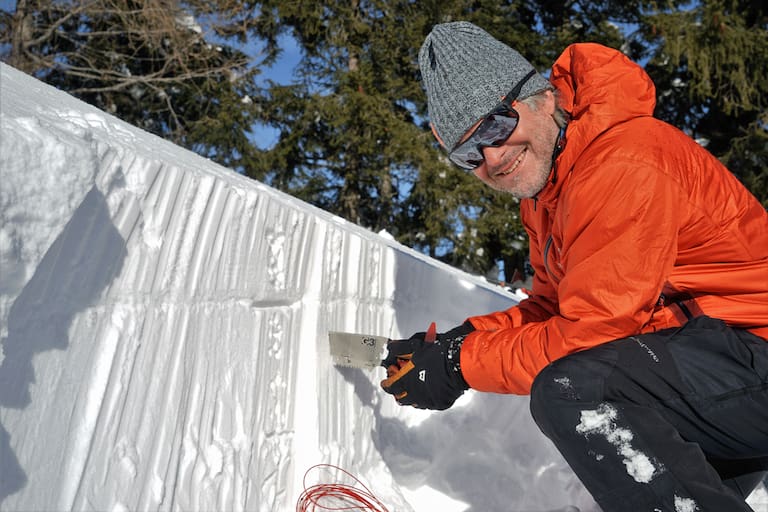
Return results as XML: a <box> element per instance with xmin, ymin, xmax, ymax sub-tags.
<box><xmin>51</xmin><ymin>161</ymin><xmax>310</xmax><ymax>511</ymax></box>
<box><xmin>0</xmin><ymin>61</ymin><xmax>496</xmax><ymax>512</ymax></box>
<box><xmin>313</xmin><ymin>220</ymin><xmax>414</xmax><ymax>510</ymax></box>
<box><xmin>0</xmin><ymin>61</ymin><xmax>310</xmax><ymax>510</ymax></box>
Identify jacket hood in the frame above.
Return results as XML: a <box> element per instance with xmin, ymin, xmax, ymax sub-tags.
<box><xmin>535</xmin><ymin>43</ymin><xmax>657</xmax><ymax>206</ymax></box>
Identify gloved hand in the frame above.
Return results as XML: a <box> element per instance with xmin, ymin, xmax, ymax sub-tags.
<box><xmin>380</xmin><ymin>321</ymin><xmax>474</xmax><ymax>410</ymax></box>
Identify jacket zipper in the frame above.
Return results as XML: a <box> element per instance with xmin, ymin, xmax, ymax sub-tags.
<box><xmin>543</xmin><ymin>235</ymin><xmax>558</xmax><ymax>284</ymax></box>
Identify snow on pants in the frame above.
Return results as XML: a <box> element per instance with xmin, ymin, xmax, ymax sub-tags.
<box><xmin>529</xmin><ymin>316</ymin><xmax>768</xmax><ymax>512</ymax></box>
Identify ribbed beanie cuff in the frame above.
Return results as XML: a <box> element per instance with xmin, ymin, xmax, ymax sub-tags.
<box><xmin>418</xmin><ymin>22</ymin><xmax>552</xmax><ymax>151</ymax></box>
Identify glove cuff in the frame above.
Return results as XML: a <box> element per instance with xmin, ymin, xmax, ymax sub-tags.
<box><xmin>444</xmin><ymin>321</ymin><xmax>473</xmax><ymax>390</ymax></box>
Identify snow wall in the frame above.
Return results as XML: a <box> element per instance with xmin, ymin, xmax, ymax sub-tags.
<box><xmin>2</xmin><ymin>61</ymin><xmax>754</xmax><ymax>512</ymax></box>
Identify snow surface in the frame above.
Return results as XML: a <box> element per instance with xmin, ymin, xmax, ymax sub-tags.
<box><xmin>0</xmin><ymin>62</ymin><xmax>765</xmax><ymax>512</ymax></box>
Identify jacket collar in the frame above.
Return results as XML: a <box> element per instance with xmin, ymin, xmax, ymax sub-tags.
<box><xmin>531</xmin><ymin>125</ymin><xmax>568</xmax><ymax>209</ymax></box>
<box><xmin>529</xmin><ymin>42</ymin><xmax>657</xmax><ymax>210</ymax></box>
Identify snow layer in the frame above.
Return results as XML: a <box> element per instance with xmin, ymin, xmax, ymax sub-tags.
<box><xmin>0</xmin><ymin>62</ymin><xmax>765</xmax><ymax>512</ymax></box>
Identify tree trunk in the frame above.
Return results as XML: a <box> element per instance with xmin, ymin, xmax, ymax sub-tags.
<box><xmin>9</xmin><ymin>0</ymin><xmax>35</xmax><ymax>73</ymax></box>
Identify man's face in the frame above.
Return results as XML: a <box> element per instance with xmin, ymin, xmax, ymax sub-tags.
<box><xmin>465</xmin><ymin>90</ymin><xmax>560</xmax><ymax>198</ymax></box>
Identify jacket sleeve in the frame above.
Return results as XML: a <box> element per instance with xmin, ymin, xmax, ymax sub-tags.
<box><xmin>460</xmin><ymin>144</ymin><xmax>680</xmax><ymax>395</ymax></box>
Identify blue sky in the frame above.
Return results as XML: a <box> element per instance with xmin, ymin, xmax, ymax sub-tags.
<box><xmin>250</xmin><ymin>33</ymin><xmax>302</xmax><ymax>149</ymax></box>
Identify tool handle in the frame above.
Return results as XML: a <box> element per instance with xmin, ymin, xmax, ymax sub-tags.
<box><xmin>425</xmin><ymin>321</ymin><xmax>437</xmax><ymax>343</ymax></box>
<box><xmin>386</xmin><ymin>322</ymin><xmax>437</xmax><ymax>378</ymax></box>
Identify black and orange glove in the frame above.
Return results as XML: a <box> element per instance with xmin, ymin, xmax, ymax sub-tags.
<box><xmin>380</xmin><ymin>321</ymin><xmax>474</xmax><ymax>410</ymax></box>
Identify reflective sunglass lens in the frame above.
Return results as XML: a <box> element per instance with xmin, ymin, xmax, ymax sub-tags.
<box><xmin>450</xmin><ymin>113</ymin><xmax>519</xmax><ymax>169</ymax></box>
<box><xmin>479</xmin><ymin>115</ymin><xmax>519</xmax><ymax>146</ymax></box>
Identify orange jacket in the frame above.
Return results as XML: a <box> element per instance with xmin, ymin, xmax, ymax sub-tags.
<box><xmin>460</xmin><ymin>43</ymin><xmax>768</xmax><ymax>395</ymax></box>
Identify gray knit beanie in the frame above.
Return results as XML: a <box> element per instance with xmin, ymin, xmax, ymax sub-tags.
<box><xmin>419</xmin><ymin>21</ymin><xmax>552</xmax><ymax>151</ymax></box>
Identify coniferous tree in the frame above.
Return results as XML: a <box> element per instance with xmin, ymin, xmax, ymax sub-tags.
<box><xmin>639</xmin><ymin>0</ymin><xmax>768</xmax><ymax>206</ymax></box>
<box><xmin>248</xmin><ymin>0</ymin><xmax>451</xmax><ymax>235</ymax></box>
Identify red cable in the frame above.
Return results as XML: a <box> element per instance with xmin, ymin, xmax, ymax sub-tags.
<box><xmin>296</xmin><ymin>464</ymin><xmax>390</xmax><ymax>512</ymax></box>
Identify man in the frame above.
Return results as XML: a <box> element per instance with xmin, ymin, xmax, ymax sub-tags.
<box><xmin>381</xmin><ymin>21</ymin><xmax>768</xmax><ymax>511</ymax></box>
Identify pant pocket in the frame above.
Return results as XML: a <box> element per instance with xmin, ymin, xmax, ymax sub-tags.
<box><xmin>666</xmin><ymin>317</ymin><xmax>765</xmax><ymax>400</ymax></box>
<box><xmin>736</xmin><ymin>328</ymin><xmax>768</xmax><ymax>382</ymax></box>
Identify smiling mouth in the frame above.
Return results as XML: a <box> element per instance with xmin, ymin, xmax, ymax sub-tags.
<box><xmin>495</xmin><ymin>148</ymin><xmax>527</xmax><ymax>177</ymax></box>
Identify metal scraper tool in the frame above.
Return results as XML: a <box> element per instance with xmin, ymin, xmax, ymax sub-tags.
<box><xmin>328</xmin><ymin>331</ymin><xmax>390</xmax><ymax>369</ymax></box>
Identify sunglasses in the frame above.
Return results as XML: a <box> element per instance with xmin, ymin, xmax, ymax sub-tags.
<box><xmin>449</xmin><ymin>69</ymin><xmax>537</xmax><ymax>170</ymax></box>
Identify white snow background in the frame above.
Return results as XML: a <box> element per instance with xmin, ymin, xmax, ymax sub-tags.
<box><xmin>1</xmin><ymin>63</ymin><xmax>766</xmax><ymax>512</ymax></box>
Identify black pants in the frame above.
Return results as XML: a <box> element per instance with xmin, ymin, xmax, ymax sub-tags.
<box><xmin>530</xmin><ymin>316</ymin><xmax>768</xmax><ymax>512</ymax></box>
